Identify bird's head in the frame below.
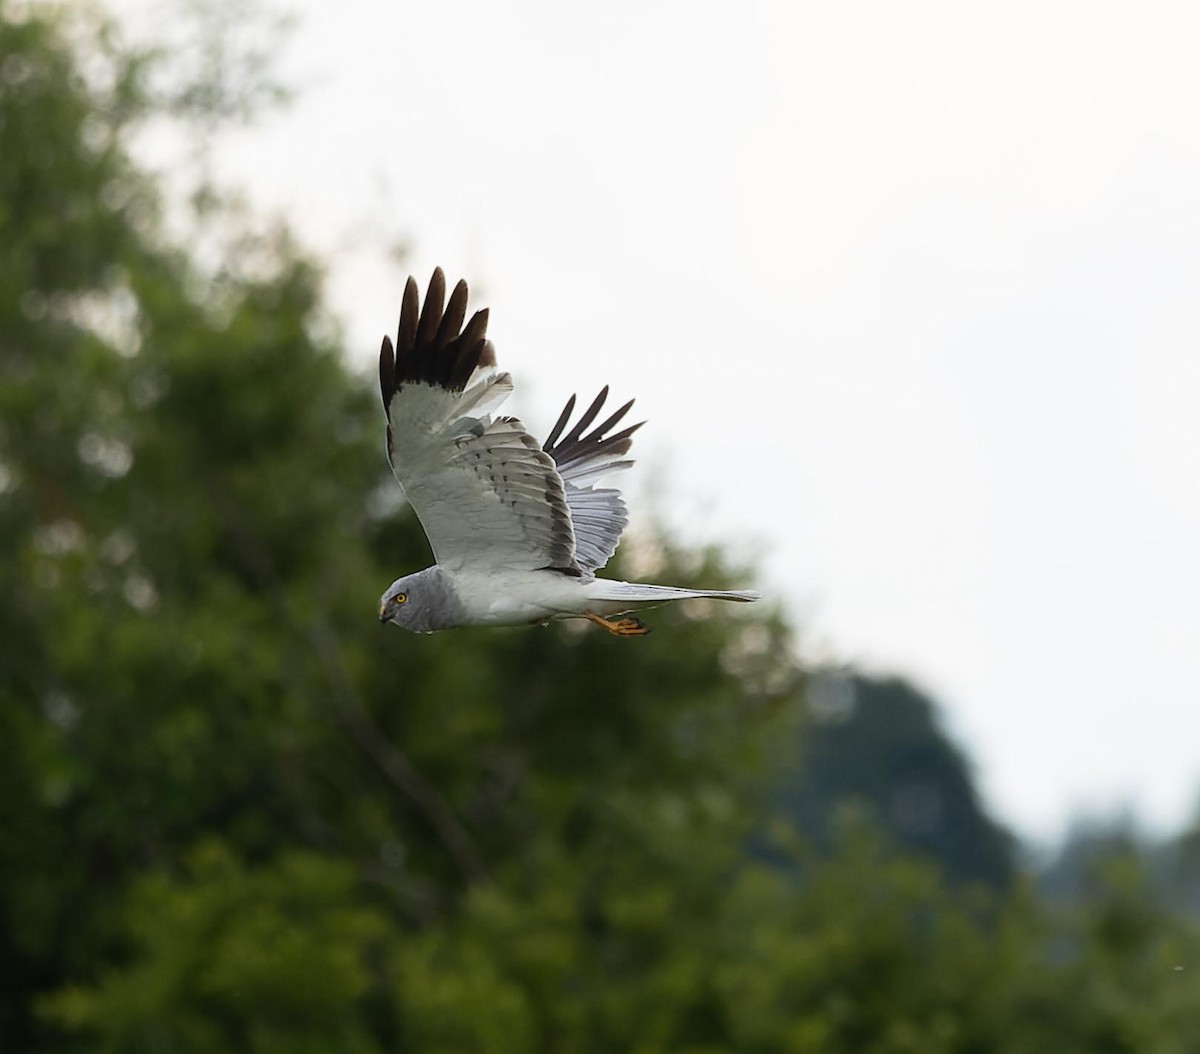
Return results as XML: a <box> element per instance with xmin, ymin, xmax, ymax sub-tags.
<box><xmin>378</xmin><ymin>567</ymin><xmax>462</xmax><ymax>633</ymax></box>
<box><xmin>379</xmin><ymin>575</ymin><xmax>419</xmax><ymax>631</ymax></box>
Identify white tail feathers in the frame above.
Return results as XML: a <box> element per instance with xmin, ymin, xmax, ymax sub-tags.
<box><xmin>588</xmin><ymin>580</ymin><xmax>761</xmax><ymax>604</ymax></box>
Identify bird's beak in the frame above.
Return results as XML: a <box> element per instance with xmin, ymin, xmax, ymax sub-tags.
<box><xmin>379</xmin><ymin>609</ymin><xmax>390</xmax><ymax>625</ymax></box>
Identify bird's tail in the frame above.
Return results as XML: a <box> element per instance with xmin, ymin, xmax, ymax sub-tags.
<box><xmin>588</xmin><ymin>580</ymin><xmax>761</xmax><ymax>605</ymax></box>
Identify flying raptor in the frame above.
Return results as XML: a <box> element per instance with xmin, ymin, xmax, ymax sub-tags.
<box><xmin>377</xmin><ymin>270</ymin><xmax>760</xmax><ymax>636</ymax></box>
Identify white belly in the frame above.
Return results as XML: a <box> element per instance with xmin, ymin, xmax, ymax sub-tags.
<box><xmin>444</xmin><ymin>567</ymin><xmax>594</xmax><ymax>626</ymax></box>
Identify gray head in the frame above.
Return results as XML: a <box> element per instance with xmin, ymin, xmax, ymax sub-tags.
<box><xmin>378</xmin><ymin>567</ymin><xmax>464</xmax><ymax>634</ymax></box>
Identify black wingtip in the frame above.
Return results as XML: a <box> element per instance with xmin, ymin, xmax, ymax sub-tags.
<box><xmin>383</xmin><ymin>270</ymin><xmax>495</xmax><ymax>398</ymax></box>
<box><xmin>477</xmin><ymin>338</ymin><xmax>497</xmax><ymax>372</ymax></box>
<box><xmin>413</xmin><ymin>269</ymin><xmax>447</xmax><ymax>374</ymax></box>
<box><xmin>543</xmin><ymin>388</ymin><xmax>644</xmax><ymax>467</ymax></box>
<box><xmin>543</xmin><ymin>393</ymin><xmax>577</xmax><ymax>452</ymax></box>
<box><xmin>379</xmin><ymin>335</ymin><xmax>396</xmax><ymax>410</ymax></box>
<box><xmin>398</xmin><ymin>276</ymin><xmax>419</xmax><ymax>358</ymax></box>
<box><xmin>437</xmin><ymin>280</ymin><xmax>469</xmax><ymax>343</ymax></box>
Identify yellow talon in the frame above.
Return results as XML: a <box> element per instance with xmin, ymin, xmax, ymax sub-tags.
<box><xmin>584</xmin><ymin>612</ymin><xmax>649</xmax><ymax>637</ymax></box>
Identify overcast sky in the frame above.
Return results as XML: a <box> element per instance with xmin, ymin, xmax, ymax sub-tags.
<box><xmin>122</xmin><ymin>0</ymin><xmax>1200</xmax><ymax>843</ymax></box>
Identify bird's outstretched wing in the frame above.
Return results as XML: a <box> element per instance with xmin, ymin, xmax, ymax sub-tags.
<box><xmin>542</xmin><ymin>387</ymin><xmax>643</xmax><ymax>573</ymax></box>
<box><xmin>379</xmin><ymin>270</ymin><xmax>579</xmax><ymax>575</ymax></box>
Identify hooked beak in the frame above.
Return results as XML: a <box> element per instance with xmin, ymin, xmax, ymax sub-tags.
<box><xmin>379</xmin><ymin>609</ymin><xmax>390</xmax><ymax>625</ymax></box>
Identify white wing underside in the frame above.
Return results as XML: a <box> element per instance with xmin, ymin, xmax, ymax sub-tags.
<box><xmin>562</xmin><ymin>485</ymin><xmax>626</xmax><ymax>573</ymax></box>
<box><xmin>381</xmin><ymin>270</ymin><xmax>641</xmax><ymax>577</ymax></box>
<box><xmin>387</xmin><ymin>369</ymin><xmax>578</xmax><ymax>574</ymax></box>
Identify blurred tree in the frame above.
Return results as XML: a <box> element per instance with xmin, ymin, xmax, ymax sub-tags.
<box><xmin>6</xmin><ymin>2</ymin><xmax>1200</xmax><ymax>1052</ymax></box>
<box><xmin>775</xmin><ymin>673</ymin><xmax>1016</xmax><ymax>889</ymax></box>
<box><xmin>1042</xmin><ymin>808</ymin><xmax>1200</xmax><ymax>924</ymax></box>
<box><xmin>1</xmin><ymin>3</ymin><xmax>795</xmax><ymax>1048</ymax></box>
<box><xmin>1040</xmin><ymin>814</ymin><xmax>1147</xmax><ymax>904</ymax></box>
<box><xmin>1158</xmin><ymin>807</ymin><xmax>1200</xmax><ymax>917</ymax></box>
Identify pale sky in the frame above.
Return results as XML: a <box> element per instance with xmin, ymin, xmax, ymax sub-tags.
<box><xmin>120</xmin><ymin>0</ymin><xmax>1200</xmax><ymax>843</ymax></box>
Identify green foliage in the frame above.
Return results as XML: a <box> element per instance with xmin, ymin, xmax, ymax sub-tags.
<box><xmin>43</xmin><ymin>842</ymin><xmax>388</xmax><ymax>1054</ymax></box>
<box><xmin>780</xmin><ymin>675</ymin><xmax>1016</xmax><ymax>888</ymax></box>
<box><xmin>5</xmin><ymin>3</ymin><xmax>1200</xmax><ymax>1052</ymax></box>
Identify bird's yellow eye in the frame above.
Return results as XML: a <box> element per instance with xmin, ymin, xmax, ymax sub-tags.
<box><xmin>393</xmin><ymin>592</ymin><xmax>407</xmax><ymax>604</ymax></box>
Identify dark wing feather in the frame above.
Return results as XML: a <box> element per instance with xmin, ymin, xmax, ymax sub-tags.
<box><xmin>379</xmin><ymin>270</ymin><xmax>578</xmax><ymax>574</ymax></box>
<box><xmin>543</xmin><ymin>387</ymin><xmax>644</xmax><ymax>572</ymax></box>
<box><xmin>379</xmin><ymin>268</ymin><xmax>496</xmax><ymax>408</ymax></box>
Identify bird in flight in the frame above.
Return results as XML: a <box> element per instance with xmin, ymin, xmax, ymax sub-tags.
<box><xmin>377</xmin><ymin>270</ymin><xmax>760</xmax><ymax>636</ymax></box>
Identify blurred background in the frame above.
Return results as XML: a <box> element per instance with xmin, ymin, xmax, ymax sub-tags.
<box><xmin>3</xmin><ymin>0</ymin><xmax>1200</xmax><ymax>1049</ymax></box>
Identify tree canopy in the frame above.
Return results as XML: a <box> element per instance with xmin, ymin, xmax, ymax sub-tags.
<box><xmin>3</xmin><ymin>3</ymin><xmax>1200</xmax><ymax>1051</ymax></box>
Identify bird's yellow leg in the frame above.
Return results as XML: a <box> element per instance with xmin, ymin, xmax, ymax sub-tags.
<box><xmin>583</xmin><ymin>612</ymin><xmax>649</xmax><ymax>637</ymax></box>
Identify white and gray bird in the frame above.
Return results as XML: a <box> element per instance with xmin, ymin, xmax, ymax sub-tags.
<box><xmin>377</xmin><ymin>269</ymin><xmax>760</xmax><ymax>636</ymax></box>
